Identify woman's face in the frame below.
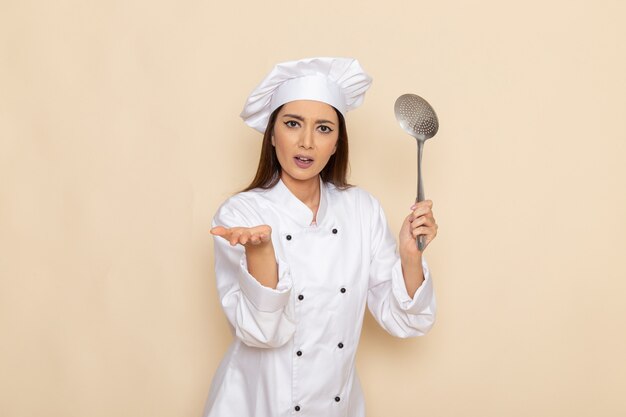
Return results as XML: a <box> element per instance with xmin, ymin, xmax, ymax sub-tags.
<box><xmin>272</xmin><ymin>100</ymin><xmax>340</xmax><ymax>189</ymax></box>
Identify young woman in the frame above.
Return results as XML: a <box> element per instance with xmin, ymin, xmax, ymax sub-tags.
<box><xmin>204</xmin><ymin>57</ymin><xmax>438</xmax><ymax>417</ymax></box>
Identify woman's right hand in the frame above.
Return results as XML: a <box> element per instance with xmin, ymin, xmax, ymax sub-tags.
<box><xmin>210</xmin><ymin>225</ymin><xmax>273</xmax><ymax>247</ymax></box>
<box><xmin>211</xmin><ymin>225</ymin><xmax>278</xmax><ymax>288</ymax></box>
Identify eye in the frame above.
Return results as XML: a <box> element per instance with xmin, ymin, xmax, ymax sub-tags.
<box><xmin>284</xmin><ymin>120</ymin><xmax>300</xmax><ymax>128</ymax></box>
<box><xmin>318</xmin><ymin>125</ymin><xmax>334</xmax><ymax>134</ymax></box>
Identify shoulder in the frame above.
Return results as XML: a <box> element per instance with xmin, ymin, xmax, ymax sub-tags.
<box><xmin>218</xmin><ymin>189</ymin><xmax>265</xmax><ymax>210</ymax></box>
<box><xmin>212</xmin><ymin>188</ymin><xmax>269</xmax><ymax>227</ymax></box>
<box><xmin>326</xmin><ymin>183</ymin><xmax>383</xmax><ymax>214</ymax></box>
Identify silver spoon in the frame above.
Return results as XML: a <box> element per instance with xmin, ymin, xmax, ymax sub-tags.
<box><xmin>394</xmin><ymin>93</ymin><xmax>439</xmax><ymax>251</ymax></box>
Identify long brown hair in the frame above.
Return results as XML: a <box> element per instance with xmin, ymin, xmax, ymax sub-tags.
<box><xmin>243</xmin><ymin>104</ymin><xmax>352</xmax><ymax>191</ymax></box>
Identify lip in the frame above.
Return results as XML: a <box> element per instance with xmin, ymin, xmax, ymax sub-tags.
<box><xmin>293</xmin><ymin>154</ymin><xmax>314</xmax><ymax>169</ymax></box>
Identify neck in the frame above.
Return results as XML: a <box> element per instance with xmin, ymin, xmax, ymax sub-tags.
<box><xmin>281</xmin><ymin>174</ymin><xmax>321</xmax><ymax>218</ymax></box>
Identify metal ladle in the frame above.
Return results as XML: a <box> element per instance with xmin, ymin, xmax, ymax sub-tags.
<box><xmin>394</xmin><ymin>93</ymin><xmax>439</xmax><ymax>251</ymax></box>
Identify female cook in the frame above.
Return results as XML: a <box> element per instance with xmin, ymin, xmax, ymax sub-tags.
<box><xmin>203</xmin><ymin>57</ymin><xmax>438</xmax><ymax>417</ymax></box>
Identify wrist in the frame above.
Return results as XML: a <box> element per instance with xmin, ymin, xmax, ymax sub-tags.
<box><xmin>245</xmin><ymin>240</ymin><xmax>275</xmax><ymax>259</ymax></box>
<box><xmin>245</xmin><ymin>240</ymin><xmax>278</xmax><ymax>289</ymax></box>
<box><xmin>400</xmin><ymin>254</ymin><xmax>425</xmax><ymax>298</ymax></box>
<box><xmin>400</xmin><ymin>249</ymin><xmax>422</xmax><ymax>266</ymax></box>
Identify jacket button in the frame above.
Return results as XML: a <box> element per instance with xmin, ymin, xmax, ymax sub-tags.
<box><xmin>338</xmin><ymin>342</ymin><xmax>344</xmax><ymax>349</ymax></box>
<box><xmin>286</xmin><ymin>234</ymin><xmax>292</xmax><ymax>241</ymax></box>
<box><xmin>298</xmin><ymin>294</ymin><xmax>304</xmax><ymax>301</ymax></box>
<box><xmin>340</xmin><ymin>287</ymin><xmax>346</xmax><ymax>294</ymax></box>
<box><xmin>332</xmin><ymin>228</ymin><xmax>338</xmax><ymax>234</ymax></box>
<box><xmin>296</xmin><ymin>350</ymin><xmax>302</xmax><ymax>357</ymax></box>
<box><xmin>335</xmin><ymin>396</ymin><xmax>341</xmax><ymax>402</ymax></box>
<box><xmin>295</xmin><ymin>405</ymin><xmax>301</xmax><ymax>411</ymax></box>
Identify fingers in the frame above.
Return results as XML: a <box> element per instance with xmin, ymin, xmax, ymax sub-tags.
<box><xmin>409</xmin><ymin>200</ymin><xmax>433</xmax><ymax>221</ymax></box>
<box><xmin>210</xmin><ymin>226</ymin><xmax>227</xmax><ymax>237</ymax></box>
<box><xmin>231</xmin><ymin>229</ymin><xmax>245</xmax><ymax>246</ymax></box>
<box><xmin>210</xmin><ymin>225</ymin><xmax>272</xmax><ymax>247</ymax></box>
<box><xmin>410</xmin><ymin>213</ymin><xmax>434</xmax><ymax>228</ymax></box>
<box><xmin>407</xmin><ymin>200</ymin><xmax>438</xmax><ymax>245</ymax></box>
<box><xmin>411</xmin><ymin>225</ymin><xmax>437</xmax><ymax>239</ymax></box>
<box><xmin>245</xmin><ymin>229</ymin><xmax>270</xmax><ymax>246</ymax></box>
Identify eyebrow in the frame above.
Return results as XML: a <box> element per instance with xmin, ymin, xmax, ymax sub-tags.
<box><xmin>282</xmin><ymin>113</ymin><xmax>336</xmax><ymax>125</ymax></box>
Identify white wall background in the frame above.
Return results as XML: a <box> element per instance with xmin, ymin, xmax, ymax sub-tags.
<box><xmin>1</xmin><ymin>0</ymin><xmax>625</xmax><ymax>416</ymax></box>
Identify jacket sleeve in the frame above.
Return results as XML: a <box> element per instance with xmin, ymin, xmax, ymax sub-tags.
<box><xmin>212</xmin><ymin>202</ymin><xmax>296</xmax><ymax>348</ymax></box>
<box><xmin>366</xmin><ymin>197</ymin><xmax>437</xmax><ymax>338</ymax></box>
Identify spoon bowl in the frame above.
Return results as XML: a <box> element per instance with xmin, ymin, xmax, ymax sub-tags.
<box><xmin>394</xmin><ymin>93</ymin><xmax>439</xmax><ymax>140</ymax></box>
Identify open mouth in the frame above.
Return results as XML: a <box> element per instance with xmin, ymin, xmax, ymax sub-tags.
<box><xmin>294</xmin><ymin>155</ymin><xmax>314</xmax><ymax>168</ymax></box>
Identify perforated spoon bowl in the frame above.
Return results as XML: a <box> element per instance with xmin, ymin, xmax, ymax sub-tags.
<box><xmin>394</xmin><ymin>93</ymin><xmax>439</xmax><ymax>251</ymax></box>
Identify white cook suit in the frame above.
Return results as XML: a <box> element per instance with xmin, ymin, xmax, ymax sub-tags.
<box><xmin>203</xmin><ymin>179</ymin><xmax>436</xmax><ymax>417</ymax></box>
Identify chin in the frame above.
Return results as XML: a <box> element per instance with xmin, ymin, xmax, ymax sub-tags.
<box><xmin>283</xmin><ymin>170</ymin><xmax>322</xmax><ymax>183</ymax></box>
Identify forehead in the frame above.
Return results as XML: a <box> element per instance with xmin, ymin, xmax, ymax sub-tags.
<box><xmin>279</xmin><ymin>100</ymin><xmax>338</xmax><ymax>121</ymax></box>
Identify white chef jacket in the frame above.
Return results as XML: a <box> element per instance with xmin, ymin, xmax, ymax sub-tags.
<box><xmin>203</xmin><ymin>179</ymin><xmax>436</xmax><ymax>417</ymax></box>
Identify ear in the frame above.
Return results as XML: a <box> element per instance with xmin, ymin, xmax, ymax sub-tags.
<box><xmin>271</xmin><ymin>134</ymin><xmax>276</xmax><ymax>147</ymax></box>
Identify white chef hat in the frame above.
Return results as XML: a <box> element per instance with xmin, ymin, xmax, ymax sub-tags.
<box><xmin>240</xmin><ymin>57</ymin><xmax>373</xmax><ymax>133</ymax></box>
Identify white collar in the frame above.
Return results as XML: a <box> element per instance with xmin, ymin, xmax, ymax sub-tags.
<box><xmin>260</xmin><ymin>177</ymin><xmax>330</xmax><ymax>227</ymax></box>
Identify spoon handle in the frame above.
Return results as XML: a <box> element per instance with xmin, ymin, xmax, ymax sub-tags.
<box><xmin>416</xmin><ymin>139</ymin><xmax>425</xmax><ymax>251</ymax></box>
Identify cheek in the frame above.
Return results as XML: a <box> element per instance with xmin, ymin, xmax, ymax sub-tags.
<box><xmin>329</xmin><ymin>137</ymin><xmax>339</xmax><ymax>155</ymax></box>
<box><xmin>273</xmin><ymin>140</ymin><xmax>290</xmax><ymax>164</ymax></box>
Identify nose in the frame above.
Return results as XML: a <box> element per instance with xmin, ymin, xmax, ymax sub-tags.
<box><xmin>298</xmin><ymin>127</ymin><xmax>314</xmax><ymax>150</ymax></box>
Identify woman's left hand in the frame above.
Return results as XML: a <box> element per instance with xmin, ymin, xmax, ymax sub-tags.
<box><xmin>399</xmin><ymin>200</ymin><xmax>438</xmax><ymax>257</ymax></box>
